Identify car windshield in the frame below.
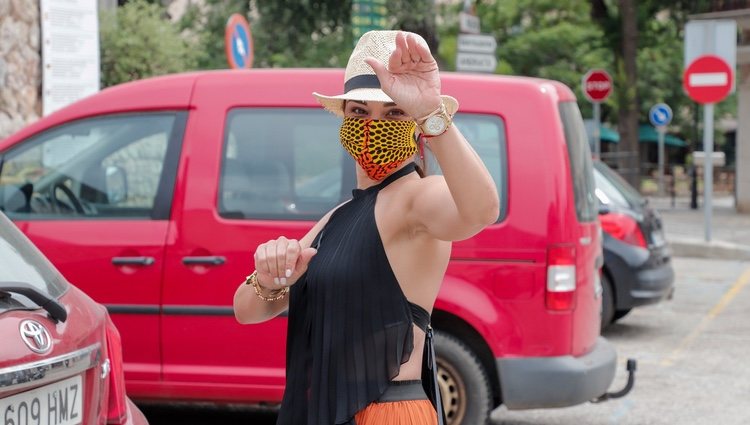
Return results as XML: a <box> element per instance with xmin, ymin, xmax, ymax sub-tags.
<box><xmin>593</xmin><ymin>161</ymin><xmax>644</xmax><ymax>209</ymax></box>
<box><xmin>0</xmin><ymin>212</ymin><xmax>67</xmax><ymax>313</ymax></box>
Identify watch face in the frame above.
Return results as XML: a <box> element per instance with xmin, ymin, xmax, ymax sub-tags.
<box><xmin>425</xmin><ymin>115</ymin><xmax>447</xmax><ymax>135</ymax></box>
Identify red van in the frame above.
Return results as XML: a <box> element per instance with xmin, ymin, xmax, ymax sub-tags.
<box><xmin>0</xmin><ymin>70</ymin><xmax>623</xmax><ymax>423</ymax></box>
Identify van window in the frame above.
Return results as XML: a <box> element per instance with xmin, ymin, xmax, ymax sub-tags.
<box><xmin>219</xmin><ymin>109</ymin><xmax>507</xmax><ymax>222</ymax></box>
<box><xmin>559</xmin><ymin>102</ymin><xmax>597</xmax><ymax>222</ymax></box>
<box><xmin>219</xmin><ymin>109</ymin><xmax>351</xmax><ymax>220</ymax></box>
<box><xmin>424</xmin><ymin>113</ymin><xmax>507</xmax><ymax>222</ymax></box>
<box><xmin>0</xmin><ymin>113</ymin><xmax>182</xmax><ymax>219</ymax></box>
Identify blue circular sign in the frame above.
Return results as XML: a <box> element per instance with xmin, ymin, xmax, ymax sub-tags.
<box><xmin>649</xmin><ymin>103</ymin><xmax>672</xmax><ymax>127</ymax></box>
<box><xmin>225</xmin><ymin>14</ymin><xmax>253</xmax><ymax>69</ymax></box>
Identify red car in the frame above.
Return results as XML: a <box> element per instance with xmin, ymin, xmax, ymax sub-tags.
<box><xmin>0</xmin><ymin>70</ymin><xmax>628</xmax><ymax>423</ymax></box>
<box><xmin>0</xmin><ymin>211</ymin><xmax>147</xmax><ymax>425</ymax></box>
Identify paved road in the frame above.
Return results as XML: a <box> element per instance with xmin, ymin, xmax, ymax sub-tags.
<box><xmin>492</xmin><ymin>257</ymin><xmax>750</xmax><ymax>425</ymax></box>
<box><xmin>139</xmin><ymin>257</ymin><xmax>750</xmax><ymax>425</ymax></box>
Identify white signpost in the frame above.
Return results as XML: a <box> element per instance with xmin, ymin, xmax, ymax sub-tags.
<box><xmin>455</xmin><ymin>27</ymin><xmax>497</xmax><ymax>73</ymax></box>
<box><xmin>649</xmin><ymin>103</ymin><xmax>673</xmax><ymax>195</ymax></box>
<box><xmin>457</xmin><ymin>34</ymin><xmax>497</xmax><ymax>53</ymax></box>
<box><xmin>40</xmin><ymin>0</ymin><xmax>100</xmax><ymax>116</ymax></box>
<box><xmin>456</xmin><ymin>52</ymin><xmax>497</xmax><ymax>73</ymax></box>
<box><xmin>684</xmin><ymin>20</ymin><xmax>737</xmax><ymax>242</ymax></box>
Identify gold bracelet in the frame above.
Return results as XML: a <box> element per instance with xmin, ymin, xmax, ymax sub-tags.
<box><xmin>244</xmin><ymin>270</ymin><xmax>289</xmax><ymax>301</ymax></box>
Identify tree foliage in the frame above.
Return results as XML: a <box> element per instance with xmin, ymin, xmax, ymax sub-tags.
<box><xmin>100</xmin><ymin>0</ymin><xmax>200</xmax><ymax>87</ymax></box>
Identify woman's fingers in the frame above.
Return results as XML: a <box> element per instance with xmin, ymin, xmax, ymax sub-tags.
<box><xmin>404</xmin><ymin>33</ymin><xmax>422</xmax><ymax>63</ymax></box>
<box><xmin>396</xmin><ymin>32</ymin><xmax>411</xmax><ymax>65</ymax></box>
<box><xmin>254</xmin><ymin>237</ymin><xmax>309</xmax><ymax>288</ymax></box>
<box><xmin>410</xmin><ymin>33</ymin><xmax>434</xmax><ymax>64</ymax></box>
<box><xmin>285</xmin><ymin>240</ymin><xmax>301</xmax><ymax>280</ymax></box>
<box><xmin>275</xmin><ymin>236</ymin><xmax>289</xmax><ymax>285</ymax></box>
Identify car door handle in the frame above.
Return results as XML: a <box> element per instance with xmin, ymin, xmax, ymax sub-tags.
<box><xmin>182</xmin><ymin>256</ymin><xmax>226</xmax><ymax>266</ymax></box>
<box><xmin>112</xmin><ymin>256</ymin><xmax>155</xmax><ymax>266</ymax></box>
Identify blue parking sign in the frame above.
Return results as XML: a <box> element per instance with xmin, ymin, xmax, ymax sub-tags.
<box><xmin>225</xmin><ymin>14</ymin><xmax>253</xmax><ymax>69</ymax></box>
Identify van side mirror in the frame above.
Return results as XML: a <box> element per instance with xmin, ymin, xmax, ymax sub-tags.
<box><xmin>105</xmin><ymin>165</ymin><xmax>127</xmax><ymax>204</ymax></box>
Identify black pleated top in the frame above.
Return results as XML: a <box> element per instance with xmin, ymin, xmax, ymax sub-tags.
<box><xmin>277</xmin><ymin>163</ymin><xmax>427</xmax><ymax>425</ymax></box>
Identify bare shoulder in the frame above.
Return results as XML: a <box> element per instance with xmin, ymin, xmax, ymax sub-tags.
<box><xmin>398</xmin><ymin>174</ymin><xmax>447</xmax><ymax>203</ymax></box>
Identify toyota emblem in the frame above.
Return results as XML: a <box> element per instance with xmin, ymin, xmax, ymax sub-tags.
<box><xmin>19</xmin><ymin>320</ymin><xmax>53</xmax><ymax>354</ymax></box>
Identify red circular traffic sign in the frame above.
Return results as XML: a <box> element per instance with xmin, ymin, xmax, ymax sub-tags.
<box><xmin>683</xmin><ymin>55</ymin><xmax>733</xmax><ymax>104</ymax></box>
<box><xmin>582</xmin><ymin>69</ymin><xmax>613</xmax><ymax>103</ymax></box>
<box><xmin>225</xmin><ymin>14</ymin><xmax>253</xmax><ymax>69</ymax></box>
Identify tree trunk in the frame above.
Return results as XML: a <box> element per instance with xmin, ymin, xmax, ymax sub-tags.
<box><xmin>617</xmin><ymin>0</ymin><xmax>640</xmax><ymax>187</ymax></box>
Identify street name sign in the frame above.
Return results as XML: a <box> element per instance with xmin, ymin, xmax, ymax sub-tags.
<box><xmin>459</xmin><ymin>12</ymin><xmax>480</xmax><ymax>34</ymax></box>
<box><xmin>683</xmin><ymin>55</ymin><xmax>733</xmax><ymax>104</ymax></box>
<box><xmin>225</xmin><ymin>14</ymin><xmax>253</xmax><ymax>69</ymax></box>
<box><xmin>582</xmin><ymin>69</ymin><xmax>613</xmax><ymax>103</ymax></box>
<box><xmin>456</xmin><ymin>52</ymin><xmax>497</xmax><ymax>73</ymax></box>
<box><xmin>457</xmin><ymin>34</ymin><xmax>497</xmax><ymax>53</ymax></box>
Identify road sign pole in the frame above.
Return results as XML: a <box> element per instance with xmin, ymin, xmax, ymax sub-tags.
<box><xmin>703</xmin><ymin>103</ymin><xmax>714</xmax><ymax>242</ymax></box>
<box><xmin>593</xmin><ymin>102</ymin><xmax>601</xmax><ymax>160</ymax></box>
<box><xmin>657</xmin><ymin>126</ymin><xmax>665</xmax><ymax>196</ymax></box>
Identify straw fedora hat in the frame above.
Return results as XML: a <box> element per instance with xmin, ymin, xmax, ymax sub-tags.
<box><xmin>313</xmin><ymin>30</ymin><xmax>458</xmax><ymax>118</ymax></box>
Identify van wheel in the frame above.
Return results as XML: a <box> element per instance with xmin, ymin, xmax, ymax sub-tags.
<box><xmin>434</xmin><ymin>331</ymin><xmax>492</xmax><ymax>425</ymax></box>
<box><xmin>601</xmin><ymin>274</ymin><xmax>615</xmax><ymax>329</ymax></box>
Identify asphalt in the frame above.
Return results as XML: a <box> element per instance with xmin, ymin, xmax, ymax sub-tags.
<box><xmin>649</xmin><ymin>195</ymin><xmax>750</xmax><ymax>261</ymax></box>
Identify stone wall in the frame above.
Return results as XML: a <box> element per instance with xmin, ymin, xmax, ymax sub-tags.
<box><xmin>0</xmin><ymin>0</ymin><xmax>41</xmax><ymax>140</ymax></box>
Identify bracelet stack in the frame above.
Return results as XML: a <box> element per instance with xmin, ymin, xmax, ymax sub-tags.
<box><xmin>245</xmin><ymin>270</ymin><xmax>289</xmax><ymax>301</ymax></box>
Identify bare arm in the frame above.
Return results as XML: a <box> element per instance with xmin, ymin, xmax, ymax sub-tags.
<box><xmin>233</xmin><ymin>210</ymin><xmax>332</xmax><ymax>324</ymax></box>
<box><xmin>366</xmin><ymin>32</ymin><xmax>499</xmax><ymax>241</ymax></box>
<box><xmin>410</xmin><ymin>126</ymin><xmax>499</xmax><ymax>241</ymax></box>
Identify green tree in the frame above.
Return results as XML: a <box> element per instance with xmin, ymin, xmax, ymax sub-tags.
<box><xmin>100</xmin><ymin>0</ymin><xmax>200</xmax><ymax>87</ymax></box>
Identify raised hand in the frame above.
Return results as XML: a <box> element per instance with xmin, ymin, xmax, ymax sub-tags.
<box><xmin>364</xmin><ymin>32</ymin><xmax>442</xmax><ymax>120</ymax></box>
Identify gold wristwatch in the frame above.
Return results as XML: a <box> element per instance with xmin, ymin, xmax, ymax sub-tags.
<box><xmin>417</xmin><ymin>101</ymin><xmax>453</xmax><ymax>137</ymax></box>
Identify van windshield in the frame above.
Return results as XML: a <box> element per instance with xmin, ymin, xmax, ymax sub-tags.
<box><xmin>559</xmin><ymin>102</ymin><xmax>597</xmax><ymax>222</ymax></box>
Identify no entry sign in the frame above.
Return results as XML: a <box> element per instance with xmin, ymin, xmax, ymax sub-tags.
<box><xmin>582</xmin><ymin>69</ymin><xmax>613</xmax><ymax>103</ymax></box>
<box><xmin>683</xmin><ymin>55</ymin><xmax>733</xmax><ymax>104</ymax></box>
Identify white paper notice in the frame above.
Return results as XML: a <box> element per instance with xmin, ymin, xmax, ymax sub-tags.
<box><xmin>41</xmin><ymin>0</ymin><xmax>100</xmax><ymax>116</ymax></box>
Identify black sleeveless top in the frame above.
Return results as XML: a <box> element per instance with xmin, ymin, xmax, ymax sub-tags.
<box><xmin>277</xmin><ymin>163</ymin><xmax>431</xmax><ymax>425</ymax></box>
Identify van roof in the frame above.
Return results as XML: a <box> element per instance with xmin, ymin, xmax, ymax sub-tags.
<box><xmin>1</xmin><ymin>69</ymin><xmax>577</xmax><ymax>148</ymax></box>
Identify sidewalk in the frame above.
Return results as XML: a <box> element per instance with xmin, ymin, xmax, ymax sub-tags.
<box><xmin>648</xmin><ymin>195</ymin><xmax>750</xmax><ymax>261</ymax></box>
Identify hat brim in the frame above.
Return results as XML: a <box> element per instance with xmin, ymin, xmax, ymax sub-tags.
<box><xmin>313</xmin><ymin>89</ymin><xmax>458</xmax><ymax>118</ymax></box>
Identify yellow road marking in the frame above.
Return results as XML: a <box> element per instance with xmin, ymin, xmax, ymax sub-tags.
<box><xmin>661</xmin><ymin>267</ymin><xmax>750</xmax><ymax>367</ymax></box>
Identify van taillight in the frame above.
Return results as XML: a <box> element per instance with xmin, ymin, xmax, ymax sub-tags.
<box><xmin>105</xmin><ymin>317</ymin><xmax>128</xmax><ymax>424</ymax></box>
<box><xmin>546</xmin><ymin>245</ymin><xmax>577</xmax><ymax>311</ymax></box>
<box><xmin>599</xmin><ymin>212</ymin><xmax>647</xmax><ymax>248</ymax></box>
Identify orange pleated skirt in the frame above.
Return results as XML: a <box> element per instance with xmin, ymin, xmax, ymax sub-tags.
<box><xmin>354</xmin><ymin>399</ymin><xmax>438</xmax><ymax>425</ymax></box>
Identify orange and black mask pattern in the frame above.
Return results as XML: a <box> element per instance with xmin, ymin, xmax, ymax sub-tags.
<box><xmin>339</xmin><ymin>117</ymin><xmax>417</xmax><ymax>181</ymax></box>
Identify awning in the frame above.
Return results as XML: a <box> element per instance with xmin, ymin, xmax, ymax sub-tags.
<box><xmin>583</xmin><ymin>120</ymin><xmax>688</xmax><ymax>148</ymax></box>
<box><xmin>637</xmin><ymin>125</ymin><xmax>688</xmax><ymax>148</ymax></box>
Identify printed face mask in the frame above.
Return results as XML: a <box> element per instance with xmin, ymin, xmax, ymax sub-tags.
<box><xmin>339</xmin><ymin>117</ymin><xmax>417</xmax><ymax>181</ymax></box>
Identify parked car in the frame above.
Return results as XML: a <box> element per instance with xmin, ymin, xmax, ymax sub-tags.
<box><xmin>0</xmin><ymin>211</ymin><xmax>147</xmax><ymax>425</ymax></box>
<box><xmin>0</xmin><ymin>70</ymin><xmax>629</xmax><ymax>423</ymax></box>
<box><xmin>594</xmin><ymin>160</ymin><xmax>675</xmax><ymax>328</ymax></box>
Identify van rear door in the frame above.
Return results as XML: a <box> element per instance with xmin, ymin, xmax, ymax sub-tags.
<box><xmin>558</xmin><ymin>101</ymin><xmax>602</xmax><ymax>355</ymax></box>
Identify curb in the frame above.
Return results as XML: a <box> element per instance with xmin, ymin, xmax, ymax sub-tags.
<box><xmin>669</xmin><ymin>237</ymin><xmax>750</xmax><ymax>261</ymax></box>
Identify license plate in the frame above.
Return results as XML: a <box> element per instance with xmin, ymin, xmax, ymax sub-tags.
<box><xmin>1</xmin><ymin>375</ymin><xmax>82</xmax><ymax>425</ymax></box>
<box><xmin>651</xmin><ymin>228</ymin><xmax>666</xmax><ymax>247</ymax></box>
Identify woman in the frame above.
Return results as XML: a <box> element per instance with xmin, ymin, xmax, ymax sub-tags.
<box><xmin>233</xmin><ymin>30</ymin><xmax>499</xmax><ymax>425</ymax></box>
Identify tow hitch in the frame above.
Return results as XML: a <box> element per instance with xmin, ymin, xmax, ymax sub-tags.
<box><xmin>591</xmin><ymin>358</ymin><xmax>637</xmax><ymax>403</ymax></box>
